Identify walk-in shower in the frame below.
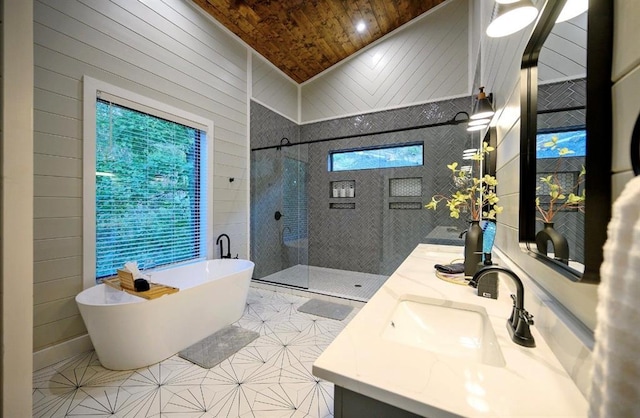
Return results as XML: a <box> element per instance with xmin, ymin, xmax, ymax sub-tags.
<box><xmin>250</xmin><ymin>99</ymin><xmax>473</xmax><ymax>301</ymax></box>
<box><xmin>250</xmin><ymin>141</ymin><xmax>310</xmax><ymax>290</ymax></box>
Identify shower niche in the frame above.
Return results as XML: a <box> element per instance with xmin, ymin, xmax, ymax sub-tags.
<box><xmin>331</xmin><ymin>180</ymin><xmax>355</xmax><ymax>198</ymax></box>
<box><xmin>388</xmin><ymin>177</ymin><xmax>422</xmax><ymax>210</ymax></box>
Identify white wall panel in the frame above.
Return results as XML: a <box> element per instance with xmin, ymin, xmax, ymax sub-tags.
<box><xmin>34</xmin><ymin>257</ymin><xmax>82</xmax><ymax>284</ymax></box>
<box><xmin>470</xmin><ymin>0</ymin><xmax>481</xmax><ymax>82</ymax></box>
<box><xmin>611</xmin><ymin>2</ymin><xmax>640</xmax><ymax>208</ymax></box>
<box><xmin>35</xmin><ymin>176</ymin><xmax>82</xmax><ymax>198</ymax></box>
<box><xmin>33</xmin><ymin>316</ymin><xmax>87</xmax><ymax>350</ymax></box>
<box><xmin>34</xmin><ymin>198</ymin><xmax>82</xmax><ymax>219</ymax></box>
<box><xmin>33</xmin><ymin>0</ymin><xmax>249</xmax><ymax>354</ymax></box>
<box><xmin>35</xmin><ymin>133</ymin><xmax>82</xmax><ymax>159</ymax></box>
<box><xmin>300</xmin><ymin>0</ymin><xmax>469</xmax><ymax>122</ymax></box>
<box><xmin>34</xmin><ymin>237</ymin><xmax>82</xmax><ymax>263</ymax></box>
<box><xmin>34</xmin><ymin>298</ymin><xmax>80</xmax><ymax>327</ymax></box>
<box><xmin>34</xmin><ymin>218</ymin><xmax>82</xmax><ymax>240</ymax></box>
<box><xmin>34</xmin><ymin>154</ymin><xmax>81</xmax><ymax>178</ymax></box>
<box><xmin>612</xmin><ymin>65</ymin><xmax>640</xmax><ymax>173</ymax></box>
<box><xmin>252</xmin><ymin>54</ymin><xmax>298</xmax><ymax>122</ymax></box>
<box><xmin>538</xmin><ymin>13</ymin><xmax>587</xmax><ymax>82</ymax></box>
<box><xmin>613</xmin><ymin>0</ymin><xmax>640</xmax><ymax>82</ymax></box>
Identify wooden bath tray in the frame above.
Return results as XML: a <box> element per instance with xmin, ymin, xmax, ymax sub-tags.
<box><xmin>103</xmin><ymin>277</ymin><xmax>179</xmax><ymax>300</ymax></box>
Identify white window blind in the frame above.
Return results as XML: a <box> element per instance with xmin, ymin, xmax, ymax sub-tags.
<box><xmin>95</xmin><ymin>98</ymin><xmax>207</xmax><ymax>278</ymax></box>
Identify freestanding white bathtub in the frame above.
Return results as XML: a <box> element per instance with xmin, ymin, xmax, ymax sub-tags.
<box><xmin>76</xmin><ymin>259</ymin><xmax>254</xmax><ymax>370</ymax></box>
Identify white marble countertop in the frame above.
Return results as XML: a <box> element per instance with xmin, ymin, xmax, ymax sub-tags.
<box><xmin>312</xmin><ymin>244</ymin><xmax>587</xmax><ymax>417</ymax></box>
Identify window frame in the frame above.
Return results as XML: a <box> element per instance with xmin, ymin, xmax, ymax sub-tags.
<box><xmin>82</xmin><ymin>76</ymin><xmax>214</xmax><ymax>289</ymax></box>
<box><xmin>328</xmin><ymin>142</ymin><xmax>424</xmax><ymax>172</ymax></box>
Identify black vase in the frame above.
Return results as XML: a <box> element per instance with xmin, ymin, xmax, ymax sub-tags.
<box><xmin>464</xmin><ymin>220</ymin><xmax>483</xmax><ymax>276</ymax></box>
<box><xmin>535</xmin><ymin>222</ymin><xmax>569</xmax><ymax>264</ymax></box>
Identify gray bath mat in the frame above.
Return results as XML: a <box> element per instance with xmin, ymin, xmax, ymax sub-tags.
<box><xmin>297</xmin><ymin>299</ymin><xmax>353</xmax><ymax>320</ymax></box>
<box><xmin>178</xmin><ymin>325</ymin><xmax>259</xmax><ymax>369</ymax></box>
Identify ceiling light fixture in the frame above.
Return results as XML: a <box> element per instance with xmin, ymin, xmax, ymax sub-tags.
<box><xmin>470</xmin><ymin>87</ymin><xmax>495</xmax><ymax>120</ymax></box>
<box><xmin>356</xmin><ymin>21</ymin><xmax>366</xmax><ymax>33</ymax></box>
<box><xmin>556</xmin><ymin>0</ymin><xmax>588</xmax><ymax>22</ymax></box>
<box><xmin>486</xmin><ymin>0</ymin><xmax>538</xmax><ymax>38</ymax></box>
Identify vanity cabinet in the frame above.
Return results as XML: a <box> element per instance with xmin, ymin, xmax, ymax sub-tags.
<box><xmin>334</xmin><ymin>386</ymin><xmax>423</xmax><ymax>418</ymax></box>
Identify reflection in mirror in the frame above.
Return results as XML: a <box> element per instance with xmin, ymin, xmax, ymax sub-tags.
<box><xmin>519</xmin><ymin>0</ymin><xmax>612</xmax><ymax>283</ymax></box>
<box><xmin>534</xmin><ymin>9</ymin><xmax>586</xmax><ymax>273</ymax></box>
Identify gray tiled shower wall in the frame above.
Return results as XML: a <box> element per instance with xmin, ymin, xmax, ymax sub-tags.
<box><xmin>304</xmin><ymin>100</ymin><xmax>475</xmax><ymax>275</ymax></box>
<box><xmin>251</xmin><ymin>98</ymin><xmax>478</xmax><ymax>277</ymax></box>
<box><xmin>537</xmin><ymin>78</ymin><xmax>586</xmax><ymax>264</ymax></box>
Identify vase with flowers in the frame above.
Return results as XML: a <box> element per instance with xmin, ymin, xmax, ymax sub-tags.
<box><xmin>534</xmin><ymin>135</ymin><xmax>585</xmax><ymax>264</ymax></box>
<box><xmin>425</xmin><ymin>142</ymin><xmax>503</xmax><ymax>275</ymax></box>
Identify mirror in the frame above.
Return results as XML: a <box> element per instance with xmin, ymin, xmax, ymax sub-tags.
<box><xmin>519</xmin><ymin>0</ymin><xmax>613</xmax><ymax>283</ymax></box>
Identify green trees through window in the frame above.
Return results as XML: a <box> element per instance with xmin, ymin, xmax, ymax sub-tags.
<box><xmin>95</xmin><ymin>99</ymin><xmax>204</xmax><ymax>279</ymax></box>
<box><xmin>329</xmin><ymin>143</ymin><xmax>423</xmax><ymax>171</ymax></box>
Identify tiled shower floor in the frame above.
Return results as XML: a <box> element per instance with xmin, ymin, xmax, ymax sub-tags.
<box><xmin>257</xmin><ymin>265</ymin><xmax>389</xmax><ymax>301</ymax></box>
<box><xmin>33</xmin><ymin>287</ymin><xmax>359</xmax><ymax>417</ymax></box>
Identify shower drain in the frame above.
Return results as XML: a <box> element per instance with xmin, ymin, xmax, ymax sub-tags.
<box><xmin>354</xmin><ymin>284</ymin><xmax>362</xmax><ymax>287</ymax></box>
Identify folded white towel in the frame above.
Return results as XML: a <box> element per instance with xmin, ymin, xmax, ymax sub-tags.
<box><xmin>589</xmin><ymin>176</ymin><xmax>640</xmax><ymax>418</ymax></box>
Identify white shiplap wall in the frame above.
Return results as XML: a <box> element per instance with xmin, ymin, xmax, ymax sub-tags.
<box><xmin>251</xmin><ymin>53</ymin><xmax>299</xmax><ymax>122</ymax></box>
<box><xmin>33</xmin><ymin>0</ymin><xmax>248</xmax><ymax>353</ymax></box>
<box><xmin>538</xmin><ymin>13</ymin><xmax>587</xmax><ymax>83</ymax></box>
<box><xmin>611</xmin><ymin>0</ymin><xmax>640</xmax><ymax>196</ymax></box>
<box><xmin>300</xmin><ymin>0</ymin><xmax>469</xmax><ymax>123</ymax></box>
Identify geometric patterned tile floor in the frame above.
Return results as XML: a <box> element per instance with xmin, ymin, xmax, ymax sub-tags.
<box><xmin>257</xmin><ymin>265</ymin><xmax>389</xmax><ymax>302</ymax></box>
<box><xmin>33</xmin><ymin>287</ymin><xmax>359</xmax><ymax>417</ymax></box>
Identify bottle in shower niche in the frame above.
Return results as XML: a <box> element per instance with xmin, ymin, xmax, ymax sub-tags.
<box><xmin>339</xmin><ymin>183</ymin><xmax>347</xmax><ymax>197</ymax></box>
<box><xmin>347</xmin><ymin>183</ymin><xmax>355</xmax><ymax>198</ymax></box>
<box><xmin>332</xmin><ymin>183</ymin><xmax>339</xmax><ymax>198</ymax></box>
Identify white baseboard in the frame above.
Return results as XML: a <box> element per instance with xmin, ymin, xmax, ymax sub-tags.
<box><xmin>33</xmin><ymin>334</ymin><xmax>94</xmax><ymax>372</ymax></box>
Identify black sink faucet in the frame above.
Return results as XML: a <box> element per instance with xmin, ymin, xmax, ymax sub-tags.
<box><xmin>216</xmin><ymin>234</ymin><xmax>231</xmax><ymax>259</ymax></box>
<box><xmin>471</xmin><ymin>266</ymin><xmax>536</xmax><ymax>348</ymax></box>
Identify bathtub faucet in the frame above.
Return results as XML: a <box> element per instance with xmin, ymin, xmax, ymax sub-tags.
<box><xmin>216</xmin><ymin>234</ymin><xmax>231</xmax><ymax>259</ymax></box>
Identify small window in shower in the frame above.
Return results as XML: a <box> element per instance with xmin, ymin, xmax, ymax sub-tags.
<box><xmin>328</xmin><ymin>142</ymin><xmax>423</xmax><ymax>172</ymax></box>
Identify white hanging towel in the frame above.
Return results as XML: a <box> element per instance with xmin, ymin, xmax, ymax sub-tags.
<box><xmin>589</xmin><ymin>176</ymin><xmax>640</xmax><ymax>417</ymax></box>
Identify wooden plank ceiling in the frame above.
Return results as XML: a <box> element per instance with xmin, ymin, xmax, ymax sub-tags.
<box><xmin>192</xmin><ymin>0</ymin><xmax>448</xmax><ymax>83</ymax></box>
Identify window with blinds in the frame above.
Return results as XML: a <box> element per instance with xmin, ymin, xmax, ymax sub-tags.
<box><xmin>95</xmin><ymin>99</ymin><xmax>206</xmax><ymax>279</ymax></box>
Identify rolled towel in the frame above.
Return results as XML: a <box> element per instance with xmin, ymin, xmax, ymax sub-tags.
<box><xmin>134</xmin><ymin>278</ymin><xmax>150</xmax><ymax>292</ymax></box>
<box><xmin>589</xmin><ymin>176</ymin><xmax>640</xmax><ymax>417</ymax></box>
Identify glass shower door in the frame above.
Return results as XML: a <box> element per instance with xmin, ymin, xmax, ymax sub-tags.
<box><xmin>250</xmin><ymin>144</ymin><xmax>309</xmax><ymax>288</ymax></box>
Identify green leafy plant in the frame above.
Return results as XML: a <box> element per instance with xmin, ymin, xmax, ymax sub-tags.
<box><xmin>535</xmin><ymin>135</ymin><xmax>585</xmax><ymax>223</ymax></box>
<box><xmin>425</xmin><ymin>142</ymin><xmax>503</xmax><ymax>221</ymax></box>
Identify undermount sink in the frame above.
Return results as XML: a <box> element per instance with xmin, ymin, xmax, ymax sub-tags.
<box><xmin>382</xmin><ymin>296</ymin><xmax>506</xmax><ymax>367</ymax></box>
